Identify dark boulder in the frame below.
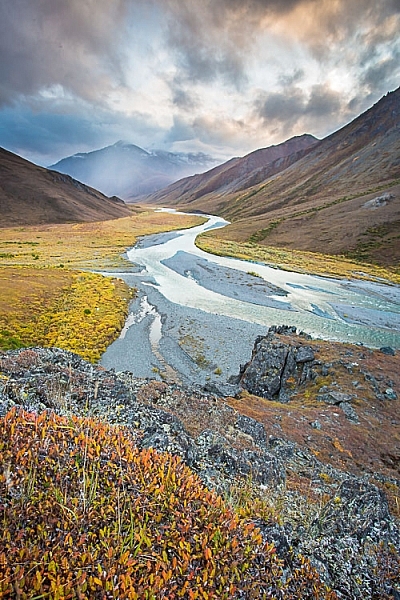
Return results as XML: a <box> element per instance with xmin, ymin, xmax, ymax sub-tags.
<box><xmin>237</xmin><ymin>326</ymin><xmax>318</xmax><ymax>401</ymax></box>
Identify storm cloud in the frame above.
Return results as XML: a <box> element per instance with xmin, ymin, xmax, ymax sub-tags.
<box><xmin>0</xmin><ymin>0</ymin><xmax>398</xmax><ymax>165</ymax></box>
<box><xmin>0</xmin><ymin>0</ymin><xmax>131</xmax><ymax>107</ymax></box>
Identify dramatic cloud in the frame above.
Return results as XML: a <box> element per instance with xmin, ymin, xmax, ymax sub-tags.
<box><xmin>254</xmin><ymin>84</ymin><xmax>349</xmax><ymax>139</ymax></box>
<box><xmin>0</xmin><ymin>0</ymin><xmax>398</xmax><ymax>165</ymax></box>
<box><xmin>0</xmin><ymin>0</ymin><xmax>131</xmax><ymax>107</ymax></box>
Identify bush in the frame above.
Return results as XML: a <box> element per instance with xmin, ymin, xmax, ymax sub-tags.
<box><xmin>0</xmin><ymin>408</ymin><xmax>336</xmax><ymax>599</ymax></box>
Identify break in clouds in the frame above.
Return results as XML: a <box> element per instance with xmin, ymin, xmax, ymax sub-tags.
<box><xmin>0</xmin><ymin>0</ymin><xmax>399</xmax><ymax>164</ymax></box>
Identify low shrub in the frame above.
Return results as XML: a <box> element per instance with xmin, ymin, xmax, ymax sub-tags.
<box><xmin>0</xmin><ymin>408</ymin><xmax>336</xmax><ymax>599</ymax></box>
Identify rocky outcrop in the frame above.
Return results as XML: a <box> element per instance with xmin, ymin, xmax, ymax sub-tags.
<box><xmin>235</xmin><ymin>326</ymin><xmax>319</xmax><ymax>402</ymax></box>
<box><xmin>0</xmin><ymin>345</ymin><xmax>399</xmax><ymax>598</ymax></box>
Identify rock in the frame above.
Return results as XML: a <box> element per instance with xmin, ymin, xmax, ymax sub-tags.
<box><xmin>239</xmin><ymin>340</ymin><xmax>290</xmax><ymax>398</ymax></box>
<box><xmin>237</xmin><ymin>327</ymin><xmax>318</xmax><ymax>401</ymax></box>
<box><xmin>321</xmin><ymin>363</ymin><xmax>332</xmax><ymax>376</ymax></box>
<box><xmin>195</xmin><ymin>430</ymin><xmax>285</xmax><ymax>488</ymax></box>
<box><xmin>235</xmin><ymin>414</ymin><xmax>267</xmax><ymax>447</ymax></box>
<box><xmin>385</xmin><ymin>387</ymin><xmax>397</xmax><ymax>400</ymax></box>
<box><xmin>315</xmin><ymin>479</ymin><xmax>396</xmax><ymax>542</ymax></box>
<box><xmin>340</xmin><ymin>401</ymin><xmax>359</xmax><ymax>424</ymax></box>
<box><xmin>317</xmin><ymin>390</ymin><xmax>353</xmax><ymax>405</ymax></box>
<box><xmin>380</xmin><ymin>346</ymin><xmax>396</xmax><ymax>356</ymax></box>
<box><xmin>139</xmin><ymin>417</ymin><xmax>198</xmax><ymax>467</ymax></box>
<box><xmin>256</xmin><ymin>521</ymin><xmax>292</xmax><ymax>558</ymax></box>
<box><xmin>296</xmin><ymin>346</ymin><xmax>315</xmax><ymax>363</ymax></box>
<box><xmin>203</xmin><ymin>381</ymin><xmax>240</xmax><ymax>397</ymax></box>
<box><xmin>363</xmin><ymin>193</ymin><xmax>394</xmax><ymax>209</ymax></box>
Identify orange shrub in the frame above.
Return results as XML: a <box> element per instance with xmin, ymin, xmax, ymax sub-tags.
<box><xmin>0</xmin><ymin>408</ymin><xmax>336</xmax><ymax>599</ymax></box>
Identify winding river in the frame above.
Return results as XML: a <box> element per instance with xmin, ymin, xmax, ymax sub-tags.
<box><xmin>101</xmin><ymin>212</ymin><xmax>400</xmax><ymax>384</ymax></box>
<box><xmin>129</xmin><ymin>213</ymin><xmax>400</xmax><ymax>347</ymax></box>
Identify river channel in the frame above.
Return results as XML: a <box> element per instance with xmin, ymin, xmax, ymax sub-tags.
<box><xmin>101</xmin><ymin>212</ymin><xmax>400</xmax><ymax>388</ymax></box>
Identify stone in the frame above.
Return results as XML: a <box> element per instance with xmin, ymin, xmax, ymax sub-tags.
<box><xmin>385</xmin><ymin>388</ymin><xmax>397</xmax><ymax>400</ymax></box>
<box><xmin>237</xmin><ymin>328</ymin><xmax>318</xmax><ymax>401</ymax></box>
<box><xmin>380</xmin><ymin>346</ymin><xmax>396</xmax><ymax>356</ymax></box>
<box><xmin>195</xmin><ymin>430</ymin><xmax>285</xmax><ymax>488</ymax></box>
<box><xmin>296</xmin><ymin>346</ymin><xmax>315</xmax><ymax>363</ymax></box>
<box><xmin>235</xmin><ymin>414</ymin><xmax>267</xmax><ymax>447</ymax></box>
<box><xmin>314</xmin><ymin>479</ymin><xmax>393</xmax><ymax>541</ymax></box>
<box><xmin>340</xmin><ymin>401</ymin><xmax>359</xmax><ymax>424</ymax></box>
<box><xmin>317</xmin><ymin>391</ymin><xmax>353</xmax><ymax>405</ymax></box>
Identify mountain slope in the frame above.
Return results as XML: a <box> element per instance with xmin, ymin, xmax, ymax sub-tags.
<box><xmin>49</xmin><ymin>141</ymin><xmax>219</xmax><ymax>199</ymax></box>
<box><xmin>146</xmin><ymin>134</ymin><xmax>318</xmax><ymax>205</ymax></box>
<box><xmin>0</xmin><ymin>148</ymin><xmax>132</xmax><ymax>227</ymax></box>
<box><xmin>144</xmin><ymin>89</ymin><xmax>400</xmax><ymax>265</ymax></box>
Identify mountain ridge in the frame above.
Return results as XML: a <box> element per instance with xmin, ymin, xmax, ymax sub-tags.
<box><xmin>0</xmin><ymin>147</ymin><xmax>132</xmax><ymax>227</ymax></box>
<box><xmin>49</xmin><ymin>141</ymin><xmax>220</xmax><ymax>200</ymax></box>
<box><xmin>143</xmin><ymin>89</ymin><xmax>400</xmax><ymax>266</ymax></box>
<box><xmin>145</xmin><ymin>134</ymin><xmax>318</xmax><ymax>204</ymax></box>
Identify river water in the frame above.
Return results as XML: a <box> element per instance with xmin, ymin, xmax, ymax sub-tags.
<box><xmin>126</xmin><ymin>213</ymin><xmax>400</xmax><ymax>349</ymax></box>
<box><xmin>101</xmin><ymin>212</ymin><xmax>400</xmax><ymax>385</ymax></box>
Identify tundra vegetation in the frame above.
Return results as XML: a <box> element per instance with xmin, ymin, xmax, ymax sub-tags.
<box><xmin>0</xmin><ymin>211</ymin><xmax>204</xmax><ymax>359</ymax></box>
<box><xmin>196</xmin><ymin>233</ymin><xmax>400</xmax><ymax>284</ymax></box>
<box><xmin>0</xmin><ymin>407</ymin><xmax>337</xmax><ymax>599</ymax></box>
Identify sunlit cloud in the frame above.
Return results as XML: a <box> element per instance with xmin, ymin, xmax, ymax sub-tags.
<box><xmin>0</xmin><ymin>0</ymin><xmax>398</xmax><ymax>165</ymax></box>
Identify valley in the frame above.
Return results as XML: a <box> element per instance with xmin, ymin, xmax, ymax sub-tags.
<box><xmin>144</xmin><ymin>89</ymin><xmax>400</xmax><ymax>268</ymax></box>
<box><xmin>0</xmin><ymin>88</ymin><xmax>399</xmax><ymax>600</ymax></box>
<box><xmin>101</xmin><ymin>213</ymin><xmax>400</xmax><ymax>389</ymax></box>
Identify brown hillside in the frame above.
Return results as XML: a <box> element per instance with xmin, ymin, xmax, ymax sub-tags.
<box><xmin>0</xmin><ymin>148</ymin><xmax>131</xmax><ymax>227</ymax></box>
<box><xmin>144</xmin><ymin>89</ymin><xmax>400</xmax><ymax>266</ymax></box>
<box><xmin>145</xmin><ymin>134</ymin><xmax>317</xmax><ymax>205</ymax></box>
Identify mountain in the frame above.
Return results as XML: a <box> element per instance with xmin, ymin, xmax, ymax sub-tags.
<box><xmin>146</xmin><ymin>134</ymin><xmax>318</xmax><ymax>204</ymax></box>
<box><xmin>49</xmin><ymin>141</ymin><xmax>219</xmax><ymax>200</ymax></box>
<box><xmin>0</xmin><ymin>147</ymin><xmax>131</xmax><ymax>227</ymax></box>
<box><xmin>144</xmin><ymin>89</ymin><xmax>400</xmax><ymax>265</ymax></box>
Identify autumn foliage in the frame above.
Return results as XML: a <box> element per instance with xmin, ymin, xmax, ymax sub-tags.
<box><xmin>0</xmin><ymin>269</ymin><xmax>131</xmax><ymax>362</ymax></box>
<box><xmin>0</xmin><ymin>408</ymin><xmax>336</xmax><ymax>599</ymax></box>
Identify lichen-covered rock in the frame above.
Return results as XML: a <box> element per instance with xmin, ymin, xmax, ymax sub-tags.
<box><xmin>317</xmin><ymin>390</ymin><xmax>354</xmax><ymax>405</ymax></box>
<box><xmin>316</xmin><ymin>479</ymin><xmax>397</xmax><ymax>541</ymax></box>
<box><xmin>235</xmin><ymin>413</ymin><xmax>267</xmax><ymax>447</ymax></box>
<box><xmin>237</xmin><ymin>326</ymin><xmax>318</xmax><ymax>401</ymax></box>
<box><xmin>340</xmin><ymin>401</ymin><xmax>359</xmax><ymax>423</ymax></box>
<box><xmin>195</xmin><ymin>430</ymin><xmax>285</xmax><ymax>489</ymax></box>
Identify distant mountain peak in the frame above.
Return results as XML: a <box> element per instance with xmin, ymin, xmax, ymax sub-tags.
<box><xmin>49</xmin><ymin>142</ymin><xmax>220</xmax><ymax>199</ymax></box>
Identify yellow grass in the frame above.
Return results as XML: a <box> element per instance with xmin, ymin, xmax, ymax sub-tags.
<box><xmin>196</xmin><ymin>232</ymin><xmax>400</xmax><ymax>284</ymax></box>
<box><xmin>0</xmin><ymin>211</ymin><xmax>204</xmax><ymax>270</ymax></box>
<box><xmin>0</xmin><ymin>211</ymin><xmax>205</xmax><ymax>360</ymax></box>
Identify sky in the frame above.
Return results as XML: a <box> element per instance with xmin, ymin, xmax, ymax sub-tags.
<box><xmin>0</xmin><ymin>0</ymin><xmax>399</xmax><ymax>166</ymax></box>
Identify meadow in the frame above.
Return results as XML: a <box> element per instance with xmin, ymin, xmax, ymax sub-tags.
<box><xmin>196</xmin><ymin>232</ymin><xmax>400</xmax><ymax>284</ymax></box>
<box><xmin>0</xmin><ymin>211</ymin><xmax>204</xmax><ymax>360</ymax></box>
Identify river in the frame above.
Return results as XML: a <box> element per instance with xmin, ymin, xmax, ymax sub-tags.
<box><xmin>101</xmin><ymin>212</ymin><xmax>400</xmax><ymax>387</ymax></box>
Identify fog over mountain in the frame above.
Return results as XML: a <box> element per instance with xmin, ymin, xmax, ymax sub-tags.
<box><xmin>49</xmin><ymin>142</ymin><xmax>219</xmax><ymax>200</ymax></box>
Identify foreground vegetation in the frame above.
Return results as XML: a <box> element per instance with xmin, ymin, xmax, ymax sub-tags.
<box><xmin>196</xmin><ymin>233</ymin><xmax>400</xmax><ymax>284</ymax></box>
<box><xmin>0</xmin><ymin>408</ymin><xmax>336</xmax><ymax>599</ymax></box>
<box><xmin>0</xmin><ymin>211</ymin><xmax>204</xmax><ymax>358</ymax></box>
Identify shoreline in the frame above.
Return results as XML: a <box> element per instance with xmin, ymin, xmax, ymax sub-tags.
<box><xmin>101</xmin><ymin>222</ymin><xmax>400</xmax><ymax>387</ymax></box>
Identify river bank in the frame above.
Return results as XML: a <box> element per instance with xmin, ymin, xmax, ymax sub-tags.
<box><xmin>101</xmin><ymin>214</ymin><xmax>400</xmax><ymax>389</ymax></box>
